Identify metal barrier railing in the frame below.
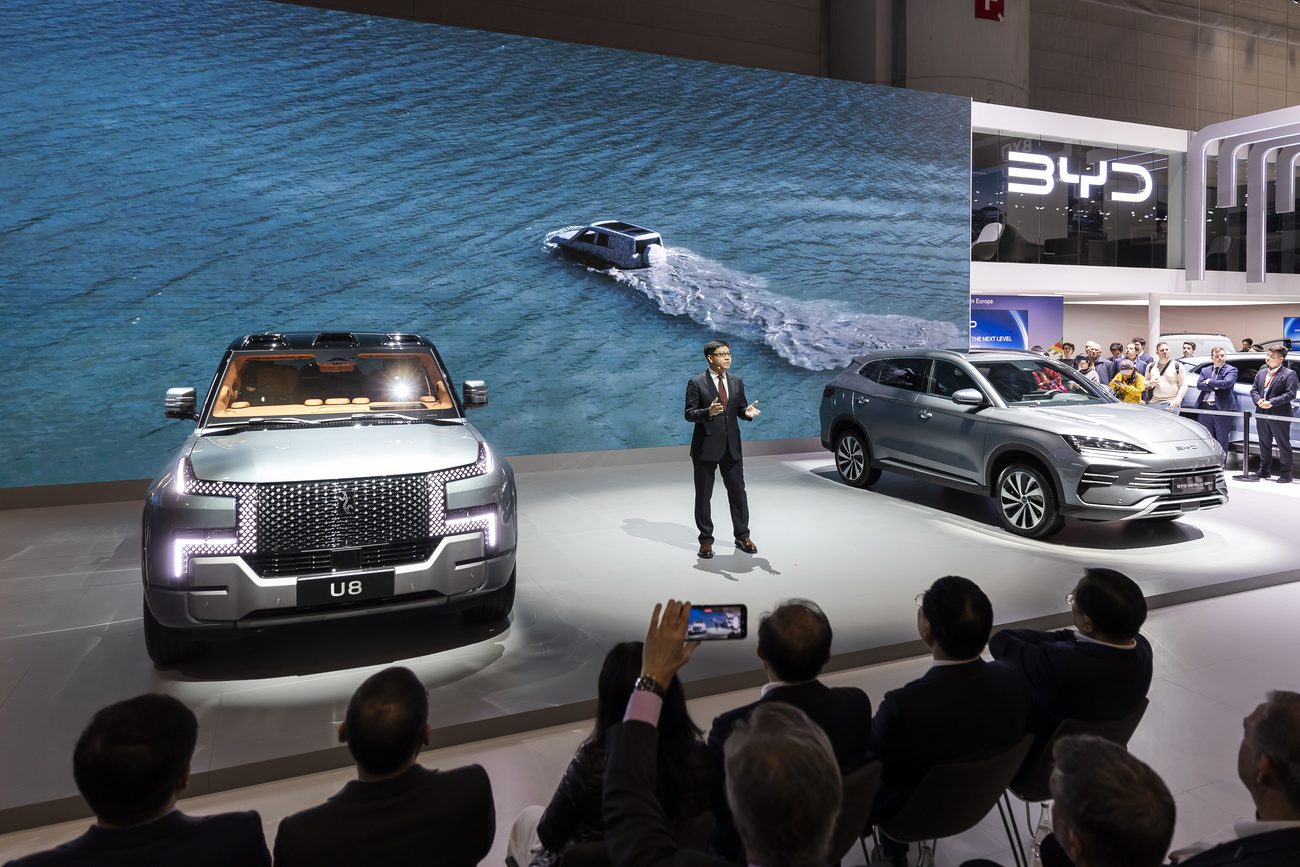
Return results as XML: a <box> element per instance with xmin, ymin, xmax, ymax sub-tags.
<box><xmin>1166</xmin><ymin>405</ymin><xmax>1300</xmax><ymax>481</ymax></box>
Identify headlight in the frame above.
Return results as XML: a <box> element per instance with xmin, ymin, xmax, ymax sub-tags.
<box><xmin>1063</xmin><ymin>435</ymin><xmax>1151</xmax><ymax>455</ymax></box>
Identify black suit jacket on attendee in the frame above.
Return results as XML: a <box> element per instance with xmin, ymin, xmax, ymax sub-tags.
<box><xmin>685</xmin><ymin>372</ymin><xmax>750</xmax><ymax>463</ymax></box>
<box><xmin>1176</xmin><ymin>827</ymin><xmax>1300</xmax><ymax>867</ymax></box>
<box><xmin>1099</xmin><ymin>357</ymin><xmax>1124</xmax><ymax>383</ymax></box>
<box><xmin>273</xmin><ymin>764</ymin><xmax>494</xmax><ymax>867</ymax></box>
<box><xmin>707</xmin><ymin>681</ymin><xmax>871</xmax><ymax>775</ymax></box>
<box><xmin>604</xmin><ymin>721</ymin><xmax>739</xmax><ymax>867</ymax></box>
<box><xmin>867</xmin><ymin>659</ymin><xmax>1030</xmax><ymax>823</ymax></box>
<box><xmin>989</xmin><ymin>629</ymin><xmax>1152</xmax><ymax>758</ymax></box>
<box><xmin>1250</xmin><ymin>365</ymin><xmax>1299</xmax><ymax>416</ymax></box>
<box><xmin>3</xmin><ymin>810</ymin><xmax>270</xmax><ymax>867</ymax></box>
<box><xmin>705</xmin><ymin>681</ymin><xmax>871</xmax><ymax>858</ymax></box>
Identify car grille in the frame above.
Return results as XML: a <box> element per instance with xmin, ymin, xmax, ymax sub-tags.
<box><xmin>1131</xmin><ymin>465</ymin><xmax>1225</xmax><ymax>494</ymax></box>
<box><xmin>243</xmin><ymin>541</ymin><xmax>437</xmax><ymax>578</ymax></box>
<box><xmin>256</xmin><ymin>476</ymin><xmax>430</xmax><ymax>551</ymax></box>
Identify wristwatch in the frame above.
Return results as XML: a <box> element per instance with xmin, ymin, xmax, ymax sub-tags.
<box><xmin>633</xmin><ymin>675</ymin><xmax>666</xmax><ymax>698</ymax></box>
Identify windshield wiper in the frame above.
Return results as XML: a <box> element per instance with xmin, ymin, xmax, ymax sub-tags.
<box><xmin>198</xmin><ymin>417</ymin><xmax>321</xmax><ymax>435</ymax></box>
<box><xmin>349</xmin><ymin>412</ymin><xmax>467</xmax><ymax>425</ymax></box>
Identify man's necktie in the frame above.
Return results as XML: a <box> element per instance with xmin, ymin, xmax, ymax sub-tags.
<box><xmin>717</xmin><ymin>375</ymin><xmax>728</xmax><ymax>408</ymax></box>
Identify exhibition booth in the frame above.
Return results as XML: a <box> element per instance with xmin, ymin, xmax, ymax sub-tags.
<box><xmin>3</xmin><ymin>0</ymin><xmax>1299</xmax><ymax>837</ymax></box>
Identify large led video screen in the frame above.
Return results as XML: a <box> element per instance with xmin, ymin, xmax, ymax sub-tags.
<box><xmin>1</xmin><ymin>0</ymin><xmax>972</xmax><ymax>488</ymax></box>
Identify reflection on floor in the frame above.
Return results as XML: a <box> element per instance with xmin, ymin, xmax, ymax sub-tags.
<box><xmin>4</xmin><ymin>579</ymin><xmax>1300</xmax><ymax>865</ymax></box>
<box><xmin>0</xmin><ymin>450</ymin><xmax>1297</xmax><ymax>837</ymax></box>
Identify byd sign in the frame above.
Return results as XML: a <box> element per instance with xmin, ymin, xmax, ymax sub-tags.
<box><xmin>1007</xmin><ymin>152</ymin><xmax>1154</xmax><ymax>202</ymax></box>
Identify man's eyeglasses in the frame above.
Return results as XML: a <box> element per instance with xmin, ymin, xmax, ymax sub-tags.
<box><xmin>709</xmin><ymin>351</ymin><xmax>732</xmax><ymax>358</ymax></box>
<box><xmin>914</xmin><ymin>593</ymin><xmax>925</xmax><ymax>608</ymax></box>
<box><xmin>1065</xmin><ymin>592</ymin><xmax>1076</xmax><ymax>606</ymax></box>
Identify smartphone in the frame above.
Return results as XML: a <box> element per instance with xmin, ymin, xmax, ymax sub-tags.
<box><xmin>686</xmin><ymin>604</ymin><xmax>748</xmax><ymax>640</ymax></box>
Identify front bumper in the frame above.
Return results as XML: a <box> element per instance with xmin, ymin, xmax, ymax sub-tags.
<box><xmin>1060</xmin><ymin>460</ymin><xmax>1228</xmax><ymax>521</ymax></box>
<box><xmin>145</xmin><ymin>535</ymin><xmax>516</xmax><ymax>634</ymax></box>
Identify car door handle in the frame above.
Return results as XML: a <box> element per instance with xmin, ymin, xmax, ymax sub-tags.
<box><xmin>918</xmin><ymin>410</ymin><xmax>933</xmax><ymax>419</ymax></box>
<box><xmin>856</xmin><ymin>397</ymin><xmax>870</xmax><ymax>405</ymax></box>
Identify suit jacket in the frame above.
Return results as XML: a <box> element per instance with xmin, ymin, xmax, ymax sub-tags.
<box><xmin>604</xmin><ymin>721</ymin><xmax>737</xmax><ymax>867</ymax></box>
<box><xmin>1099</xmin><ymin>357</ymin><xmax>1125</xmax><ymax>383</ymax></box>
<box><xmin>707</xmin><ymin>681</ymin><xmax>871</xmax><ymax>776</ymax></box>
<box><xmin>706</xmin><ymin>681</ymin><xmax>871</xmax><ymax>858</ymax></box>
<box><xmin>989</xmin><ymin>629</ymin><xmax>1152</xmax><ymax>758</ymax></box>
<box><xmin>685</xmin><ymin>372</ymin><xmax>750</xmax><ymax>462</ymax></box>
<box><xmin>273</xmin><ymin>764</ymin><xmax>494</xmax><ymax>867</ymax></box>
<box><xmin>867</xmin><ymin>659</ymin><xmax>1030</xmax><ymax>823</ymax></box>
<box><xmin>3</xmin><ymin>810</ymin><xmax>270</xmax><ymax>867</ymax></box>
<box><xmin>1176</xmin><ymin>827</ymin><xmax>1300</xmax><ymax>867</ymax></box>
<box><xmin>1196</xmin><ymin>363</ymin><xmax>1239</xmax><ymax>411</ymax></box>
<box><xmin>1250</xmin><ymin>365</ymin><xmax>1299</xmax><ymax>417</ymax></box>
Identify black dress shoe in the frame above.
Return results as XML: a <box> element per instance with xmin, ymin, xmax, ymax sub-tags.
<box><xmin>1248</xmin><ymin>471</ymin><xmax>1272</xmax><ymax>480</ymax></box>
<box><xmin>735</xmin><ymin>538</ymin><xmax>758</xmax><ymax>554</ymax></box>
<box><xmin>698</xmin><ymin>543</ymin><xmax>714</xmax><ymax>559</ymax></box>
<box><xmin>1279</xmin><ymin>475</ymin><xmax>1293</xmax><ymax>484</ymax></box>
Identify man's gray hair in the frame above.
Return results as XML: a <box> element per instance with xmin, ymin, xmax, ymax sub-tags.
<box><xmin>1256</xmin><ymin>690</ymin><xmax>1300</xmax><ymax>809</ymax></box>
<box><xmin>724</xmin><ymin>702</ymin><xmax>841</xmax><ymax>867</ymax></box>
<box><xmin>1050</xmin><ymin>735</ymin><xmax>1175</xmax><ymax>867</ymax></box>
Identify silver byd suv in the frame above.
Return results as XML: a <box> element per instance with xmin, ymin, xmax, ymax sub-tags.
<box><xmin>141</xmin><ymin>332</ymin><xmax>517</xmax><ymax>666</ymax></box>
<box><xmin>819</xmin><ymin>349</ymin><xmax>1228</xmax><ymax>538</ymax></box>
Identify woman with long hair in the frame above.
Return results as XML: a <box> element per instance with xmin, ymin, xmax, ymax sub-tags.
<box><xmin>507</xmin><ymin>641</ymin><xmax>714</xmax><ymax>867</ymax></box>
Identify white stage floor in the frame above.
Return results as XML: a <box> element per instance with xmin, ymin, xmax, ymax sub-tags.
<box><xmin>2</xmin><ymin>450</ymin><xmax>1298</xmax><ymax>830</ymax></box>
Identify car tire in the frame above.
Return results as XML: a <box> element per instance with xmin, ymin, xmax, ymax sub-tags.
<box><xmin>142</xmin><ymin>594</ymin><xmax>207</xmax><ymax>667</ymax></box>
<box><xmin>834</xmin><ymin>430</ymin><xmax>882</xmax><ymax>488</ymax></box>
<box><xmin>996</xmin><ymin>464</ymin><xmax>1065</xmax><ymax>538</ymax></box>
<box><xmin>462</xmin><ymin>566</ymin><xmax>516</xmax><ymax>623</ymax></box>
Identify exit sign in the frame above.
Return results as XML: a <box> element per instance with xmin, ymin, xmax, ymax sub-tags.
<box><xmin>976</xmin><ymin>0</ymin><xmax>1004</xmax><ymax>21</ymax></box>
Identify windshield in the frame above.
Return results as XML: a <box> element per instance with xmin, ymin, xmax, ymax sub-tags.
<box><xmin>205</xmin><ymin>351</ymin><xmax>457</xmax><ymax>423</ymax></box>
<box><xmin>974</xmin><ymin>359</ymin><xmax>1110</xmax><ymax>406</ymax></box>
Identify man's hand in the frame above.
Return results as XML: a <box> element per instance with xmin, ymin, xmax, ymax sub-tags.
<box><xmin>743</xmin><ymin>400</ymin><xmax>760</xmax><ymax>419</ymax></box>
<box><xmin>1259</xmin><ymin>398</ymin><xmax>1273</xmax><ymax>409</ymax></box>
<box><xmin>708</xmin><ymin>398</ymin><xmax>723</xmax><ymax>418</ymax></box>
<box><xmin>641</xmin><ymin>600</ymin><xmax>698</xmax><ymax>688</ymax></box>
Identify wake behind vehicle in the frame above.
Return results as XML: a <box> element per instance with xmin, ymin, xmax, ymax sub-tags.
<box><xmin>820</xmin><ymin>349</ymin><xmax>1228</xmax><ymax>538</ymax></box>
<box><xmin>554</xmin><ymin>221</ymin><xmax>667</xmax><ymax>269</ymax></box>
<box><xmin>142</xmin><ymin>332</ymin><xmax>517</xmax><ymax>666</ymax></box>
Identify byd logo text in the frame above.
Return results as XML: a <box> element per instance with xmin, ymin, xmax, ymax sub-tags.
<box><xmin>1007</xmin><ymin>152</ymin><xmax>1153</xmax><ymax>202</ymax></box>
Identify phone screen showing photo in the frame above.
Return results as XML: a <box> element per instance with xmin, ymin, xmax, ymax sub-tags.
<box><xmin>686</xmin><ymin>604</ymin><xmax>747</xmax><ymax>640</ymax></box>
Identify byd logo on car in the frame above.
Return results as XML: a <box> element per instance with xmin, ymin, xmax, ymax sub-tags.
<box><xmin>1006</xmin><ymin>152</ymin><xmax>1153</xmax><ymax>202</ymax></box>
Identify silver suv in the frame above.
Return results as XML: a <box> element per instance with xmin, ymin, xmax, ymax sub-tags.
<box><xmin>819</xmin><ymin>349</ymin><xmax>1228</xmax><ymax>538</ymax></box>
<box><xmin>142</xmin><ymin>332</ymin><xmax>517</xmax><ymax>666</ymax></box>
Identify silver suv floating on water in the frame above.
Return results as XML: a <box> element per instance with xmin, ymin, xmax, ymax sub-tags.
<box><xmin>555</xmin><ymin>220</ymin><xmax>667</xmax><ymax>269</ymax></box>
<box><xmin>141</xmin><ymin>332</ymin><xmax>517</xmax><ymax>666</ymax></box>
<box><xmin>819</xmin><ymin>349</ymin><xmax>1228</xmax><ymax>538</ymax></box>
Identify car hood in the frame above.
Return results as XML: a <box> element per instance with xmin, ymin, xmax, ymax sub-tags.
<box><xmin>186</xmin><ymin>423</ymin><xmax>482</xmax><ymax>483</ymax></box>
<box><xmin>1004</xmin><ymin>402</ymin><xmax>1214</xmax><ymax>444</ymax></box>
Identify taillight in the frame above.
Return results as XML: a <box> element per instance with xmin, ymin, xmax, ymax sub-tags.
<box><xmin>823</xmin><ymin>387</ymin><xmax>836</xmax><ymax>398</ymax></box>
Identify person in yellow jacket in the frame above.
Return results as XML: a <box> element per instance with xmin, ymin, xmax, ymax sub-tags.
<box><xmin>1108</xmin><ymin>358</ymin><xmax>1145</xmax><ymax>403</ymax></box>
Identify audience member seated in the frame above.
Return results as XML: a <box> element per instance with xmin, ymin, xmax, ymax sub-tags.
<box><xmin>273</xmin><ymin>666</ymin><xmax>495</xmax><ymax>867</ymax></box>
<box><xmin>972</xmin><ymin>734</ymin><xmax>1174</xmax><ymax>867</ymax></box>
<box><xmin>867</xmin><ymin>576</ymin><xmax>1029</xmax><ymax>862</ymax></box>
<box><xmin>1167</xmin><ymin>690</ymin><xmax>1300</xmax><ymax>865</ymax></box>
<box><xmin>603</xmin><ymin>600</ymin><xmax>843</xmax><ymax>867</ymax></box>
<box><xmin>990</xmin><ymin>567</ymin><xmax>1153</xmax><ymax>766</ymax></box>
<box><xmin>507</xmin><ymin>642</ymin><xmax>714</xmax><ymax>867</ymax></box>
<box><xmin>4</xmin><ymin>694</ymin><xmax>270</xmax><ymax>867</ymax></box>
<box><xmin>705</xmin><ymin>599</ymin><xmax>870</xmax><ymax>859</ymax></box>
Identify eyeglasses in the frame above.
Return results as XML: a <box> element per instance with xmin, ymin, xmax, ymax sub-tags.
<box><xmin>1065</xmin><ymin>592</ymin><xmax>1076</xmax><ymax>606</ymax></box>
<box><xmin>709</xmin><ymin>351</ymin><xmax>732</xmax><ymax>358</ymax></box>
<box><xmin>914</xmin><ymin>593</ymin><xmax>925</xmax><ymax>608</ymax></box>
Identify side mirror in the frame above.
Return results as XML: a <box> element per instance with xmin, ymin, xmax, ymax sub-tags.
<box><xmin>951</xmin><ymin>388</ymin><xmax>986</xmax><ymax>407</ymax></box>
<box><xmin>164</xmin><ymin>387</ymin><xmax>198</xmax><ymax>420</ymax></box>
<box><xmin>463</xmin><ymin>380</ymin><xmax>488</xmax><ymax>408</ymax></box>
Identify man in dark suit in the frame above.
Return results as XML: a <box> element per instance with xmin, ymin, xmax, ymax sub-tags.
<box><xmin>1195</xmin><ymin>346</ymin><xmax>1239</xmax><ymax>460</ymax></box>
<box><xmin>685</xmin><ymin>340</ymin><xmax>760</xmax><ymax>559</ymax></box>
<box><xmin>705</xmin><ymin>599</ymin><xmax>871</xmax><ymax>858</ymax></box>
<box><xmin>1099</xmin><ymin>342</ymin><xmax>1126</xmax><ymax>382</ymax></box>
<box><xmin>990</xmin><ymin>568</ymin><xmax>1152</xmax><ymax>767</ymax></box>
<box><xmin>1167</xmin><ymin>690</ymin><xmax>1300</xmax><ymax>866</ymax></box>
<box><xmin>603</xmin><ymin>600</ymin><xmax>842</xmax><ymax>867</ymax></box>
<box><xmin>273</xmin><ymin>667</ymin><xmax>495</xmax><ymax>867</ymax></box>
<box><xmin>1248</xmin><ymin>345</ymin><xmax>1298</xmax><ymax>483</ymax></box>
<box><xmin>1133</xmin><ymin>336</ymin><xmax>1155</xmax><ymax>373</ymax></box>
<box><xmin>868</xmin><ymin>577</ymin><xmax>1030</xmax><ymax>831</ymax></box>
<box><xmin>4</xmin><ymin>695</ymin><xmax>270</xmax><ymax>867</ymax></box>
